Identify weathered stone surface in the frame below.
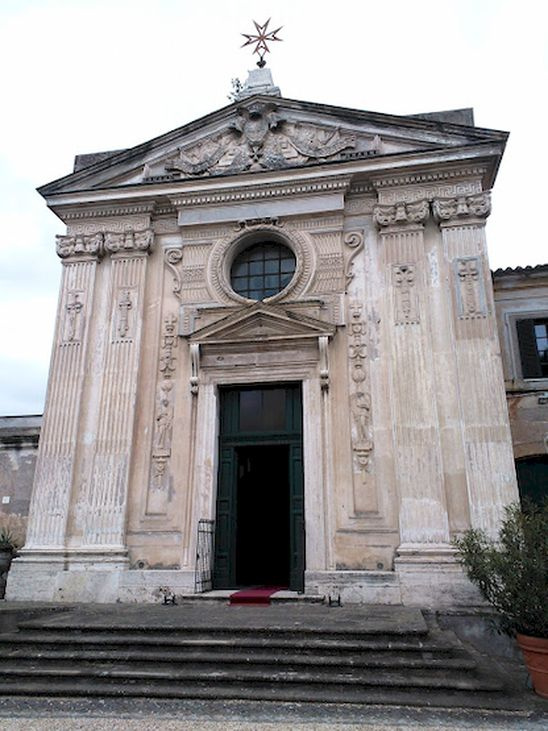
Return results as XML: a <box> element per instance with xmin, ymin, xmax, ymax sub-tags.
<box><xmin>6</xmin><ymin>85</ymin><xmax>520</xmax><ymax>607</ymax></box>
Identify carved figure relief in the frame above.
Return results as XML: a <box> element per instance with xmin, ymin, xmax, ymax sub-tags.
<box><xmin>147</xmin><ymin>313</ymin><xmax>179</xmax><ymax>516</ymax></box>
<box><xmin>393</xmin><ymin>264</ymin><xmax>419</xmax><ymax>325</ymax></box>
<box><xmin>347</xmin><ymin>302</ymin><xmax>373</xmax><ymax>479</ymax></box>
<box><xmin>455</xmin><ymin>257</ymin><xmax>487</xmax><ymax>319</ymax></box>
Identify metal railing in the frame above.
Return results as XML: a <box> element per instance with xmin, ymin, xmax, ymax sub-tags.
<box><xmin>194</xmin><ymin>518</ymin><xmax>215</xmax><ymax>593</ymax></box>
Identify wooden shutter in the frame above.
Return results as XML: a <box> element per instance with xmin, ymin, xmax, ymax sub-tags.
<box><xmin>516</xmin><ymin>319</ymin><xmax>542</xmax><ymax>379</ymax></box>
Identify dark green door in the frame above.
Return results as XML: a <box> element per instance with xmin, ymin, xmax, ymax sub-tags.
<box><xmin>213</xmin><ymin>384</ymin><xmax>304</xmax><ymax>591</ymax></box>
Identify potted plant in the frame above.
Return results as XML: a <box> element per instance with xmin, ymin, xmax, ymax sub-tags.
<box><xmin>0</xmin><ymin>526</ymin><xmax>21</xmax><ymax>599</ymax></box>
<box><xmin>454</xmin><ymin>501</ymin><xmax>548</xmax><ymax>698</ymax></box>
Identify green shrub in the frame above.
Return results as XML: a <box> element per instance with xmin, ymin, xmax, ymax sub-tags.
<box><xmin>454</xmin><ymin>502</ymin><xmax>548</xmax><ymax>638</ymax></box>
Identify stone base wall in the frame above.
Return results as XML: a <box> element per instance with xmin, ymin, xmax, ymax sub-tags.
<box><xmin>6</xmin><ymin>562</ymin><xmax>483</xmax><ymax>609</ymax></box>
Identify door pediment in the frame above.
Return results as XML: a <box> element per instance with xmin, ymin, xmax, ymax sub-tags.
<box><xmin>189</xmin><ymin>303</ymin><xmax>335</xmax><ymax>346</ymax></box>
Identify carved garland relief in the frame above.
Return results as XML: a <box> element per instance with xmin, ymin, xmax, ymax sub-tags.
<box><xmin>146</xmin><ymin>313</ymin><xmax>178</xmax><ymax>516</ymax></box>
<box><xmin>347</xmin><ymin>301</ymin><xmax>373</xmax><ymax>482</ymax></box>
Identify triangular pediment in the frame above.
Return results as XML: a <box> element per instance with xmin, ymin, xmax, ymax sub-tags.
<box><xmin>38</xmin><ymin>96</ymin><xmax>507</xmax><ymax>197</ymax></box>
<box><xmin>189</xmin><ymin>303</ymin><xmax>336</xmax><ymax>345</ymax></box>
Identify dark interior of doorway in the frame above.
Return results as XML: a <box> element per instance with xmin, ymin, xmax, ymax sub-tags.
<box><xmin>235</xmin><ymin>444</ymin><xmax>290</xmax><ymax>587</ymax></box>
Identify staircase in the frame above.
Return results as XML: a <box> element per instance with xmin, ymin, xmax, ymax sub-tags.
<box><xmin>0</xmin><ymin>603</ymin><xmax>519</xmax><ymax>708</ymax></box>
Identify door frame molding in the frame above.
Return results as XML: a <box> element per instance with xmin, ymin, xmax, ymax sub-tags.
<box><xmin>183</xmin><ymin>369</ymin><xmax>330</xmax><ymax>587</ymax></box>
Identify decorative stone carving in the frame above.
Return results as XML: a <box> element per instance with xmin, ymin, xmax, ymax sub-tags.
<box><xmin>373</xmin><ymin>200</ymin><xmax>429</xmax><ymax>228</ymax></box>
<box><xmin>347</xmin><ymin>302</ymin><xmax>373</xmax><ymax>479</ymax></box>
<box><xmin>63</xmin><ymin>290</ymin><xmax>84</xmax><ymax>343</ymax></box>
<box><xmin>319</xmin><ymin>335</ymin><xmax>329</xmax><ymax>391</ymax></box>
<box><xmin>164</xmin><ymin>248</ymin><xmax>184</xmax><ymax>300</ymax></box>
<box><xmin>146</xmin><ymin>314</ymin><xmax>179</xmax><ymax>516</ymax></box>
<box><xmin>234</xmin><ymin>216</ymin><xmax>282</xmax><ymax>231</ymax></box>
<box><xmin>190</xmin><ymin>343</ymin><xmax>200</xmax><ymax>395</ymax></box>
<box><xmin>56</xmin><ymin>233</ymin><xmax>103</xmax><ymax>260</ymax></box>
<box><xmin>67</xmin><ymin>215</ymin><xmax>152</xmax><ymax>236</ymax></box>
<box><xmin>432</xmin><ymin>192</ymin><xmax>491</xmax><ymax>223</ymax></box>
<box><xmin>156</xmin><ymin>103</ymin><xmax>362</xmax><ymax>179</ymax></box>
<box><xmin>208</xmin><ymin>224</ymin><xmax>313</xmax><ymax>305</ymax></box>
<box><xmin>159</xmin><ymin>313</ymin><xmax>178</xmax><ymax>377</ymax></box>
<box><xmin>57</xmin><ymin>228</ymin><xmax>154</xmax><ymax>259</ymax></box>
<box><xmin>115</xmin><ymin>289</ymin><xmax>133</xmax><ymax>338</ymax></box>
<box><xmin>393</xmin><ymin>264</ymin><xmax>419</xmax><ymax>325</ymax></box>
<box><xmin>288</xmin><ymin>122</ymin><xmax>355</xmax><ymax>160</ymax></box>
<box><xmin>105</xmin><ymin>229</ymin><xmax>154</xmax><ymax>254</ymax></box>
<box><xmin>153</xmin><ymin>381</ymin><xmax>174</xmax><ymax>454</ymax></box>
<box><xmin>454</xmin><ymin>257</ymin><xmax>487</xmax><ymax>319</ymax></box>
<box><xmin>343</xmin><ymin>231</ymin><xmax>365</xmax><ymax>290</ymax></box>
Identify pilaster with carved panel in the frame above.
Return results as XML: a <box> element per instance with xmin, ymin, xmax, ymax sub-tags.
<box><xmin>23</xmin><ymin>236</ymin><xmax>103</xmax><ymax>553</ymax></box>
<box><xmin>433</xmin><ymin>192</ymin><xmax>519</xmax><ymax>537</ymax></box>
<box><xmin>373</xmin><ymin>199</ymin><xmax>450</xmax><ymax>550</ymax></box>
<box><xmin>76</xmin><ymin>228</ymin><xmax>153</xmax><ymax>556</ymax></box>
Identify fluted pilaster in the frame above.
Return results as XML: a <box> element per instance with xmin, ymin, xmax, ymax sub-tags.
<box><xmin>25</xmin><ymin>240</ymin><xmax>101</xmax><ymax>549</ymax></box>
<box><xmin>80</xmin><ymin>232</ymin><xmax>153</xmax><ymax>549</ymax></box>
<box><xmin>375</xmin><ymin>201</ymin><xmax>450</xmax><ymax>547</ymax></box>
<box><xmin>432</xmin><ymin>192</ymin><xmax>518</xmax><ymax>537</ymax></box>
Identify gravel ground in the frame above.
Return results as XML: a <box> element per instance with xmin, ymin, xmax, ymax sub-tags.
<box><xmin>0</xmin><ymin>698</ymin><xmax>546</xmax><ymax>730</ymax></box>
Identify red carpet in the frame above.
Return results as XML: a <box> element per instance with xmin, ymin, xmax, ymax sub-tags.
<box><xmin>229</xmin><ymin>586</ymin><xmax>285</xmax><ymax>606</ymax></box>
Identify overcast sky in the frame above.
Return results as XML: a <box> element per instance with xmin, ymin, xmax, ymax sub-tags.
<box><xmin>0</xmin><ymin>0</ymin><xmax>546</xmax><ymax>415</ymax></box>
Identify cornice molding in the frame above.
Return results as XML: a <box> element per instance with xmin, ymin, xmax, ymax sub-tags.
<box><xmin>169</xmin><ymin>175</ymin><xmax>351</xmax><ymax>209</ymax></box>
<box><xmin>372</xmin><ymin>166</ymin><xmax>488</xmax><ymax>190</ymax></box>
<box><xmin>59</xmin><ymin>203</ymin><xmax>155</xmax><ymax>221</ymax></box>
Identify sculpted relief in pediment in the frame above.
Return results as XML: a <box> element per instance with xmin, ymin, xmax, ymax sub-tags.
<box><xmin>145</xmin><ymin>102</ymin><xmax>382</xmax><ymax>180</ymax></box>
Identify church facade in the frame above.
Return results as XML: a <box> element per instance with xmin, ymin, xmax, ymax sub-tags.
<box><xmin>6</xmin><ymin>71</ymin><xmax>519</xmax><ymax>606</ymax></box>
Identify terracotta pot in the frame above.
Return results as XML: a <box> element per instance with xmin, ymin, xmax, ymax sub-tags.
<box><xmin>516</xmin><ymin>632</ymin><xmax>548</xmax><ymax>699</ymax></box>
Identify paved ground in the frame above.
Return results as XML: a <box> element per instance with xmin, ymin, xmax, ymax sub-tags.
<box><xmin>0</xmin><ymin>697</ymin><xmax>546</xmax><ymax>730</ymax></box>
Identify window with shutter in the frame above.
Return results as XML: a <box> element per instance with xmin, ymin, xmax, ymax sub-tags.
<box><xmin>516</xmin><ymin>318</ymin><xmax>548</xmax><ymax>379</ymax></box>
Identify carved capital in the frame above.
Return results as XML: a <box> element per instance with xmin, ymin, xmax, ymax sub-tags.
<box><xmin>56</xmin><ymin>232</ymin><xmax>104</xmax><ymax>260</ymax></box>
<box><xmin>373</xmin><ymin>200</ymin><xmax>429</xmax><ymax>229</ymax></box>
<box><xmin>432</xmin><ymin>192</ymin><xmax>491</xmax><ymax>224</ymax></box>
<box><xmin>104</xmin><ymin>228</ymin><xmax>154</xmax><ymax>255</ymax></box>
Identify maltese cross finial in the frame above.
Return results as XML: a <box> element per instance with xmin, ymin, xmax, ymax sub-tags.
<box><xmin>241</xmin><ymin>18</ymin><xmax>283</xmax><ymax>68</ymax></box>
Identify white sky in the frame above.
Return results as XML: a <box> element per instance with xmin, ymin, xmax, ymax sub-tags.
<box><xmin>0</xmin><ymin>0</ymin><xmax>547</xmax><ymax>415</ymax></box>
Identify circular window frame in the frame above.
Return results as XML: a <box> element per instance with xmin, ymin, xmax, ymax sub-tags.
<box><xmin>208</xmin><ymin>225</ymin><xmax>314</xmax><ymax>305</ymax></box>
<box><xmin>229</xmin><ymin>237</ymin><xmax>297</xmax><ymax>302</ymax></box>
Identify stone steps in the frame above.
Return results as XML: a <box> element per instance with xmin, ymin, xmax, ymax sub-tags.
<box><xmin>0</xmin><ymin>604</ymin><xmax>514</xmax><ymax>708</ymax></box>
<box><xmin>0</xmin><ymin>649</ymin><xmax>478</xmax><ymax>671</ymax></box>
<box><xmin>0</xmin><ymin>676</ymin><xmax>512</xmax><ymax>709</ymax></box>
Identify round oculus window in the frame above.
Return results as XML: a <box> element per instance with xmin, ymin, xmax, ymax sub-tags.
<box><xmin>230</xmin><ymin>241</ymin><xmax>296</xmax><ymax>300</ymax></box>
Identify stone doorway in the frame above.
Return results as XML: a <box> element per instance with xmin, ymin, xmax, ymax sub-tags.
<box><xmin>213</xmin><ymin>384</ymin><xmax>304</xmax><ymax>591</ymax></box>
